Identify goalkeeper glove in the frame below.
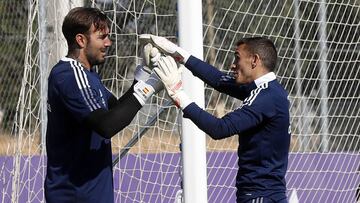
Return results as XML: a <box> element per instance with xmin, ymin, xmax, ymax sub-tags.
<box><xmin>139</xmin><ymin>34</ymin><xmax>191</xmax><ymax>64</ymax></box>
<box><xmin>133</xmin><ymin>44</ymin><xmax>163</xmax><ymax>106</ymax></box>
<box><xmin>143</xmin><ymin>43</ymin><xmax>161</xmax><ymax>69</ymax></box>
<box><xmin>153</xmin><ymin>56</ymin><xmax>192</xmax><ymax>109</ymax></box>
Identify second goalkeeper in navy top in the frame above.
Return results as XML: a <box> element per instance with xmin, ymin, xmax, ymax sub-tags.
<box><xmin>142</xmin><ymin>34</ymin><xmax>291</xmax><ymax>203</ymax></box>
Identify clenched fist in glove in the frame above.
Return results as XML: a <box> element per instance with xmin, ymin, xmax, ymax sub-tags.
<box><xmin>133</xmin><ymin>43</ymin><xmax>164</xmax><ymax>105</ymax></box>
<box><xmin>153</xmin><ymin>56</ymin><xmax>192</xmax><ymax>109</ymax></box>
<box><xmin>139</xmin><ymin>34</ymin><xmax>190</xmax><ymax>64</ymax></box>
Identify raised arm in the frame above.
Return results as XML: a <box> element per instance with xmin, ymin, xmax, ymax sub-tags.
<box><xmin>140</xmin><ymin>34</ymin><xmax>254</xmax><ymax>100</ymax></box>
<box><xmin>153</xmin><ymin>56</ymin><xmax>275</xmax><ymax>139</ymax></box>
<box><xmin>84</xmin><ymin>81</ymin><xmax>142</xmax><ymax>139</ymax></box>
<box><xmin>84</xmin><ymin>44</ymin><xmax>163</xmax><ymax>138</ymax></box>
<box><xmin>185</xmin><ymin>55</ymin><xmax>255</xmax><ymax>100</ymax></box>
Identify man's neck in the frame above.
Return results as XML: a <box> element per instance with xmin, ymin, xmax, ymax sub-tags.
<box><xmin>67</xmin><ymin>51</ymin><xmax>90</xmax><ymax>70</ymax></box>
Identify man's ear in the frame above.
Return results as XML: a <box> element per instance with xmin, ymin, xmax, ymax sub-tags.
<box><xmin>75</xmin><ymin>34</ymin><xmax>87</xmax><ymax>48</ymax></box>
<box><xmin>251</xmin><ymin>54</ymin><xmax>260</xmax><ymax>69</ymax></box>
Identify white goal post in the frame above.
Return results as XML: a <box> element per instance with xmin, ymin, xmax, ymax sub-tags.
<box><xmin>0</xmin><ymin>0</ymin><xmax>358</xmax><ymax>203</ymax></box>
<box><xmin>178</xmin><ymin>0</ymin><xmax>208</xmax><ymax>202</ymax></box>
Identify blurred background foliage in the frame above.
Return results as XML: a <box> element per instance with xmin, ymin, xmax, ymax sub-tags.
<box><xmin>0</xmin><ymin>0</ymin><xmax>359</xmax><ymax>151</ymax></box>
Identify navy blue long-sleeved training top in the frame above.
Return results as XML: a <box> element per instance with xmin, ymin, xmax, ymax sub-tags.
<box><xmin>45</xmin><ymin>57</ymin><xmax>114</xmax><ymax>203</ymax></box>
<box><xmin>183</xmin><ymin>56</ymin><xmax>291</xmax><ymax>202</ymax></box>
<box><xmin>45</xmin><ymin>57</ymin><xmax>141</xmax><ymax>203</ymax></box>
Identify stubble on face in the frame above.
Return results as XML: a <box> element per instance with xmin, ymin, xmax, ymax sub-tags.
<box><xmin>85</xmin><ymin>25</ymin><xmax>111</xmax><ymax>67</ymax></box>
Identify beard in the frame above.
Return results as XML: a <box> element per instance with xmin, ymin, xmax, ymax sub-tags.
<box><xmin>86</xmin><ymin>51</ymin><xmax>106</xmax><ymax>66</ymax></box>
<box><xmin>84</xmin><ymin>39</ymin><xmax>107</xmax><ymax>66</ymax></box>
<box><xmin>89</xmin><ymin>56</ymin><xmax>105</xmax><ymax>66</ymax></box>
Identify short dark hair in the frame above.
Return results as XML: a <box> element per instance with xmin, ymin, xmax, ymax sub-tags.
<box><xmin>236</xmin><ymin>37</ymin><xmax>278</xmax><ymax>71</ymax></box>
<box><xmin>62</xmin><ymin>7</ymin><xmax>109</xmax><ymax>50</ymax></box>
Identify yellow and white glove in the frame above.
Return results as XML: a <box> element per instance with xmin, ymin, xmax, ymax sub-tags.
<box><xmin>153</xmin><ymin>56</ymin><xmax>192</xmax><ymax>109</ymax></box>
<box><xmin>139</xmin><ymin>34</ymin><xmax>190</xmax><ymax>64</ymax></box>
<box><xmin>133</xmin><ymin>43</ymin><xmax>163</xmax><ymax>105</ymax></box>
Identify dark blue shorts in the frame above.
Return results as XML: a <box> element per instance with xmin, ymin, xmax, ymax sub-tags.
<box><xmin>242</xmin><ymin>196</ymin><xmax>288</xmax><ymax>203</ymax></box>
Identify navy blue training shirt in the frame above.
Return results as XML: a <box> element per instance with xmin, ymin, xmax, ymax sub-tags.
<box><xmin>183</xmin><ymin>56</ymin><xmax>291</xmax><ymax>202</ymax></box>
<box><xmin>45</xmin><ymin>57</ymin><xmax>114</xmax><ymax>203</ymax></box>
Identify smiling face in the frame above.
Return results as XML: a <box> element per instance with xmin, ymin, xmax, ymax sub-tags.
<box><xmin>83</xmin><ymin>24</ymin><xmax>112</xmax><ymax>67</ymax></box>
<box><xmin>63</xmin><ymin>7</ymin><xmax>112</xmax><ymax>69</ymax></box>
<box><xmin>231</xmin><ymin>44</ymin><xmax>255</xmax><ymax>84</ymax></box>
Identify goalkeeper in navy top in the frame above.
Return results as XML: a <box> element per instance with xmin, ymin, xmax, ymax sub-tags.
<box><xmin>142</xmin><ymin>35</ymin><xmax>291</xmax><ymax>203</ymax></box>
<box><xmin>45</xmin><ymin>7</ymin><xmax>163</xmax><ymax>203</ymax></box>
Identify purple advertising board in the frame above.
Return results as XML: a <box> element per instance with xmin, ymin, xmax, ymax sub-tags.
<box><xmin>0</xmin><ymin>152</ymin><xmax>359</xmax><ymax>202</ymax></box>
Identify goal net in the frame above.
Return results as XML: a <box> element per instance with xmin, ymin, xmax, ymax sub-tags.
<box><xmin>0</xmin><ymin>0</ymin><xmax>359</xmax><ymax>202</ymax></box>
